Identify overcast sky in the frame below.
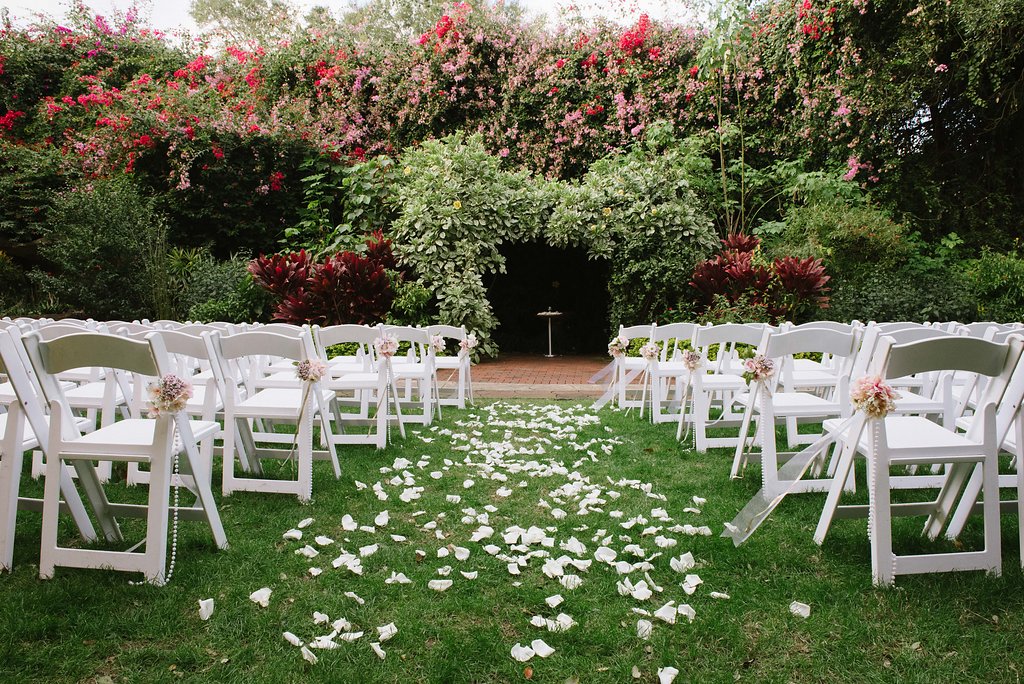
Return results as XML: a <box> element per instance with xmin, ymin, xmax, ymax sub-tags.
<box><xmin>0</xmin><ymin>0</ymin><xmax>696</xmax><ymax>34</ymax></box>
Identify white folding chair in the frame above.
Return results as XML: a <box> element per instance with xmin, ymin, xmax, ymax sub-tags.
<box><xmin>314</xmin><ymin>324</ymin><xmax>392</xmax><ymax>449</ymax></box>
<box><xmin>730</xmin><ymin>327</ymin><xmax>859</xmax><ymax>495</ymax></box>
<box><xmin>814</xmin><ymin>335</ymin><xmax>1023</xmax><ymax>586</ymax></box>
<box><xmin>686</xmin><ymin>323</ymin><xmax>766</xmax><ymax>452</ymax></box>
<box><xmin>124</xmin><ymin>330</ymin><xmax>227</xmax><ymax>487</ymax></box>
<box><xmin>23</xmin><ymin>330</ymin><xmax>227</xmax><ymax>585</ymax></box>
<box><xmin>426</xmin><ymin>324</ymin><xmax>473</xmax><ymax>409</ymax></box>
<box><xmin>208</xmin><ymin>329</ymin><xmax>339</xmax><ymax>503</ymax></box>
<box><xmin>384</xmin><ymin>326</ymin><xmax>437</xmax><ymax>426</ymax></box>
<box><xmin>647</xmin><ymin>322</ymin><xmax>701</xmax><ymax>424</ymax></box>
<box><xmin>615</xmin><ymin>324</ymin><xmax>653</xmax><ymax>409</ymax></box>
<box><xmin>0</xmin><ymin>329</ymin><xmax>97</xmax><ymax>572</ymax></box>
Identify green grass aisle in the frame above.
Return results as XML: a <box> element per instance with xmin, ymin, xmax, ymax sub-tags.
<box><xmin>1</xmin><ymin>400</ymin><xmax>1023</xmax><ymax>683</ymax></box>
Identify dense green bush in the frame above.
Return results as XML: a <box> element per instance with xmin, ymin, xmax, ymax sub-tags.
<box><xmin>960</xmin><ymin>248</ymin><xmax>1024</xmax><ymax>322</ymax></box>
<box><xmin>172</xmin><ymin>249</ymin><xmax>271</xmax><ymax>323</ymax></box>
<box><xmin>31</xmin><ymin>178</ymin><xmax>167</xmax><ymax>320</ymax></box>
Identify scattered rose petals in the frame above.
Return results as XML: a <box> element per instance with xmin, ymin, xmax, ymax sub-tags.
<box><xmin>249</xmin><ymin>587</ymin><xmax>272</xmax><ymax>607</ymax></box>
<box><xmin>198</xmin><ymin>598</ymin><xmax>214</xmax><ymax>621</ymax></box>
<box><xmin>428</xmin><ymin>579</ymin><xmax>453</xmax><ymax>592</ymax></box>
<box><xmin>790</xmin><ymin>601</ymin><xmax>811</xmax><ymax>618</ymax></box>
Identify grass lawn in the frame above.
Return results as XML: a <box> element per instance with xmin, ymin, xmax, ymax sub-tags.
<box><xmin>1</xmin><ymin>399</ymin><xmax>1023</xmax><ymax>683</ymax></box>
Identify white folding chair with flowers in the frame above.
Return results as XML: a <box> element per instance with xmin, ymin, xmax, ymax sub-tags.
<box><xmin>206</xmin><ymin>329</ymin><xmax>339</xmax><ymax>503</ymax></box>
<box><xmin>604</xmin><ymin>324</ymin><xmax>653</xmax><ymax>410</ymax></box>
<box><xmin>682</xmin><ymin>323</ymin><xmax>767</xmax><ymax>452</ymax></box>
<box><xmin>382</xmin><ymin>325</ymin><xmax>439</xmax><ymax>426</ymax></box>
<box><xmin>810</xmin><ymin>335</ymin><xmax>1024</xmax><ymax>586</ymax></box>
<box><xmin>729</xmin><ymin>327</ymin><xmax>860</xmax><ymax>496</ymax></box>
<box><xmin>21</xmin><ymin>330</ymin><xmax>227</xmax><ymax>585</ymax></box>
<box><xmin>426</xmin><ymin>324</ymin><xmax>476</xmax><ymax>409</ymax></box>
<box><xmin>646</xmin><ymin>322</ymin><xmax>703</xmax><ymax>425</ymax></box>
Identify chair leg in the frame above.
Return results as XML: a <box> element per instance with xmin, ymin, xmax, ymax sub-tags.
<box><xmin>730</xmin><ymin>394</ymin><xmax>756</xmax><ymax>479</ymax></box>
<box><xmin>813</xmin><ymin>435</ymin><xmax>860</xmax><ymax>545</ymax></box>
<box><xmin>298</xmin><ymin>408</ymin><xmax>313</xmax><ymax>504</ymax></box>
<box><xmin>180</xmin><ymin>436</ymin><xmax>228</xmax><ymax>550</ymax></box>
<box><xmin>38</xmin><ymin>446</ymin><xmax>66</xmax><ymax>580</ymax></box>
<box><xmin>869</xmin><ymin>453</ymin><xmax>896</xmax><ymax>587</ymax></box>
<box><xmin>0</xmin><ymin>451</ymin><xmax>22</xmax><ymax>571</ymax></box>
<box><xmin>981</xmin><ymin>453</ymin><xmax>1002</xmax><ymax>577</ymax></box>
<box><xmin>143</xmin><ymin>450</ymin><xmax>172</xmax><ymax>585</ymax></box>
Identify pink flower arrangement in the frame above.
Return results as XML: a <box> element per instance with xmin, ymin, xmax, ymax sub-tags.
<box><xmin>850</xmin><ymin>375</ymin><xmax>899</xmax><ymax>418</ymax></box>
<box><xmin>458</xmin><ymin>333</ymin><xmax>478</xmax><ymax>357</ymax></box>
<box><xmin>742</xmin><ymin>355</ymin><xmax>775</xmax><ymax>384</ymax></box>
<box><xmin>682</xmin><ymin>350</ymin><xmax>703</xmax><ymax>372</ymax></box>
<box><xmin>608</xmin><ymin>335</ymin><xmax>630</xmax><ymax>358</ymax></box>
<box><xmin>640</xmin><ymin>341</ymin><xmax>660</xmax><ymax>362</ymax></box>
<box><xmin>375</xmin><ymin>333</ymin><xmax>399</xmax><ymax>359</ymax></box>
<box><xmin>147</xmin><ymin>374</ymin><xmax>193</xmax><ymax>417</ymax></box>
<box><xmin>430</xmin><ymin>334</ymin><xmax>446</xmax><ymax>354</ymax></box>
<box><xmin>295</xmin><ymin>358</ymin><xmax>327</xmax><ymax>383</ymax></box>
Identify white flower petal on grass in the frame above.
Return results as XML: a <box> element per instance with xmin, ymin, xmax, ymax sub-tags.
<box><xmin>670</xmin><ymin>552</ymin><xmax>695</xmax><ymax>574</ymax></box>
<box><xmin>296</xmin><ymin>545</ymin><xmax>319</xmax><ymax>558</ymax></box>
<box><xmin>359</xmin><ymin>544</ymin><xmax>379</xmax><ymax>557</ymax></box>
<box><xmin>530</xmin><ymin>615</ymin><xmax>547</xmax><ymax>629</ymax></box>
<box><xmin>284</xmin><ymin>631</ymin><xmax>303</xmax><ymax>647</ymax></box>
<box><xmin>658</xmin><ymin>666</ymin><xmax>680</xmax><ymax>683</ymax></box>
<box><xmin>355</xmin><ymin>480</ymin><xmax>368</xmax><ymax>491</ymax></box>
<box><xmin>309</xmin><ymin>636</ymin><xmax>339</xmax><ymax>650</ymax></box>
<box><xmin>308</xmin><ymin>567</ymin><xmax>322</xmax><ymax>577</ymax></box>
<box><xmin>510</xmin><ymin>643</ymin><xmax>535</xmax><ymax>663</ymax></box>
<box><xmin>531</xmin><ymin>639</ymin><xmax>555</xmax><ymax>658</ymax></box>
<box><xmin>385</xmin><ymin>571</ymin><xmax>412</xmax><ymax>585</ymax></box>
<box><xmin>654</xmin><ymin>536</ymin><xmax>677</xmax><ymax>549</ymax></box>
<box><xmin>677</xmin><ymin>604</ymin><xmax>696</xmax><ymax>623</ymax></box>
<box><xmin>437</xmin><ymin>547</ymin><xmax>450</xmax><ymax>558</ymax></box>
<box><xmin>463</xmin><ymin>479</ymin><xmax>475</xmax><ymax>489</ymax></box>
<box><xmin>682</xmin><ymin>574</ymin><xmax>703</xmax><ymax>595</ymax></box>
<box><xmin>314</xmin><ymin>535</ymin><xmax>334</xmax><ymax>546</ymax></box>
<box><xmin>375</xmin><ymin>511</ymin><xmax>390</xmax><ymax>527</ymax></box>
<box><xmin>437</xmin><ymin>565</ymin><xmax>452</xmax><ymax>576</ymax></box>
<box><xmin>542</xmin><ymin>558</ymin><xmax>565</xmax><ymax>578</ymax></box>
<box><xmin>614</xmin><ymin>561</ymin><xmax>635</xmax><ymax>575</ymax></box>
<box><xmin>428</xmin><ymin>579</ymin><xmax>453</xmax><ymax>592</ymax></box>
<box><xmin>483</xmin><ymin>544</ymin><xmax>501</xmax><ymax>556</ymax></box>
<box><xmin>723</xmin><ymin>522</ymin><xmax>739</xmax><ymax>535</ymax></box>
<box><xmin>653</xmin><ymin>601</ymin><xmax>678</xmax><ymax>625</ymax></box>
<box><xmin>545</xmin><ymin>594</ymin><xmax>564</xmax><ymax>608</ymax></box>
<box><xmin>332</xmin><ymin>618</ymin><xmax>352</xmax><ymax>632</ymax></box>
<box><xmin>360</xmin><ymin>525</ymin><xmax>377</xmax><ymax>534</ymax></box>
<box><xmin>553</xmin><ymin>613</ymin><xmax>576</xmax><ymax>632</ymax></box>
<box><xmin>470</xmin><ymin>526</ymin><xmax>494</xmax><ymax>542</ymax></box>
<box><xmin>560</xmin><ymin>537</ymin><xmax>586</xmax><ymax>556</ymax></box>
<box><xmin>198</xmin><ymin>598</ymin><xmax>214</xmax><ymax>621</ymax></box>
<box><xmin>636</xmin><ymin>619</ymin><xmax>653</xmax><ymax>640</ymax></box>
<box><xmin>430</xmin><ymin>471</ymin><xmax>444</xmax><ymax>480</ymax></box>
<box><xmin>461</xmin><ymin>571</ymin><xmax>479</xmax><ymax>580</ymax></box>
<box><xmin>551</xmin><ymin>508</ymin><xmax>567</xmax><ymax>520</ymax></box>
<box><xmin>594</xmin><ymin>546</ymin><xmax>617</xmax><ymax>563</ymax></box>
<box><xmin>283</xmin><ymin>529</ymin><xmax>302</xmax><ymax>541</ymax></box>
<box><xmin>789</xmin><ymin>601</ymin><xmax>811</xmax><ymax>619</ymax></box>
<box><xmin>298</xmin><ymin>517</ymin><xmax>315</xmax><ymax>529</ymax></box>
<box><xmin>453</xmin><ymin>546</ymin><xmax>471</xmax><ymax>561</ymax></box>
<box><xmin>337</xmin><ymin>631</ymin><xmax>364</xmax><ymax>642</ymax></box>
<box><xmin>345</xmin><ymin>591</ymin><xmax>366</xmax><ymax>605</ymax></box>
<box><xmin>507</xmin><ymin>563</ymin><xmax>521</xmax><ymax>576</ymax></box>
<box><xmin>313</xmin><ymin>611</ymin><xmax>330</xmax><ymax>625</ymax></box>
<box><xmin>496</xmin><ymin>486</ymin><xmax>513</xmax><ymax>497</ymax></box>
<box><xmin>390</xmin><ymin>534</ymin><xmax>407</xmax><ymax>543</ymax></box>
<box><xmin>341</xmin><ymin>515</ymin><xmax>358</xmax><ymax>532</ymax></box>
<box><xmin>692</xmin><ymin>496</ymin><xmax>706</xmax><ymax>506</ymax></box>
<box><xmin>249</xmin><ymin>587</ymin><xmax>272</xmax><ymax>608</ymax></box>
<box><xmin>683</xmin><ymin>507</ymin><xmax>701</xmax><ymax>515</ymax></box>
<box><xmin>710</xmin><ymin>591</ymin><xmax>730</xmax><ymax>600</ymax></box>
<box><xmin>301</xmin><ymin>646</ymin><xmax>318</xmax><ymax>664</ymax></box>
<box><xmin>446</xmin><ymin>494</ymin><xmax>462</xmax><ymax>504</ymax></box>
<box><xmin>370</xmin><ymin>642</ymin><xmax>386</xmax><ymax>660</ymax></box>
<box><xmin>377</xmin><ymin>623</ymin><xmax>398</xmax><ymax>642</ymax></box>
<box><xmin>560</xmin><ymin>575</ymin><xmax>583</xmax><ymax>590</ymax></box>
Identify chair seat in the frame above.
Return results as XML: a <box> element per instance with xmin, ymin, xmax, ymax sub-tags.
<box><xmin>325</xmin><ymin>372</ymin><xmax>381</xmax><ymax>390</ymax></box>
<box><xmin>740</xmin><ymin>390</ymin><xmax>840</xmax><ymax>417</ymax></box>
<box><xmin>234</xmin><ymin>387</ymin><xmax>331</xmax><ymax>420</ymax></box>
<box><xmin>697</xmin><ymin>373</ymin><xmax>746</xmax><ymax>391</ymax></box>
<box><xmin>64</xmin><ymin>381</ymin><xmax>123</xmax><ymax>408</ymax></box>
<box><xmin>434</xmin><ymin>357</ymin><xmax>463</xmax><ymax>370</ymax></box>
<box><xmin>328</xmin><ymin>358</ymin><xmax>367</xmax><ymax>374</ymax></box>
<box><xmin>824</xmin><ymin>416</ymin><xmax>982</xmax><ymax>454</ymax></box>
<box><xmin>893</xmin><ymin>390</ymin><xmax>944</xmax><ymax>414</ymax></box>
<box><xmin>791</xmin><ymin>369</ymin><xmax>840</xmax><ymax>386</ymax></box>
<box><xmin>0</xmin><ymin>380</ymin><xmax>76</xmax><ymax>406</ymax></box>
<box><xmin>72</xmin><ymin>418</ymin><xmax>219</xmax><ymax>451</ymax></box>
<box><xmin>621</xmin><ymin>357</ymin><xmax>647</xmax><ymax>370</ymax></box>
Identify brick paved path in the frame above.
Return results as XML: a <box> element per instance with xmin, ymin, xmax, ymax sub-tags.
<box><xmin>438</xmin><ymin>353</ymin><xmax>613</xmax><ymax>399</ymax></box>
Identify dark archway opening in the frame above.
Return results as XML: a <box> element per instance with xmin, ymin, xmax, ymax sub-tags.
<box><xmin>488</xmin><ymin>243</ymin><xmax>610</xmax><ymax>355</ymax></box>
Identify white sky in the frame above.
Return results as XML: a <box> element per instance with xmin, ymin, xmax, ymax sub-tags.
<box><xmin>0</xmin><ymin>0</ymin><xmax>697</xmax><ymax>34</ymax></box>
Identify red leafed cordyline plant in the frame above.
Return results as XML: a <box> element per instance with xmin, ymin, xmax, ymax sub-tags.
<box><xmin>249</xmin><ymin>232</ymin><xmax>396</xmax><ymax>325</ymax></box>
<box><xmin>688</xmin><ymin>234</ymin><xmax>829</xmax><ymax>322</ymax></box>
